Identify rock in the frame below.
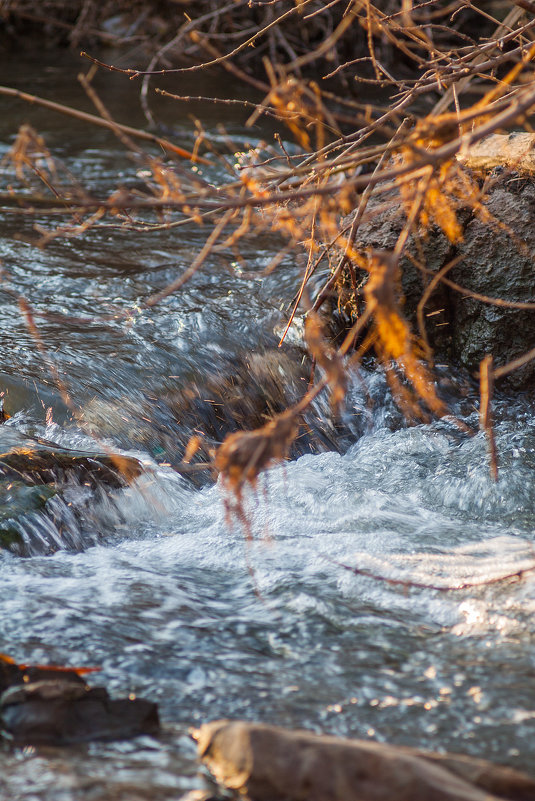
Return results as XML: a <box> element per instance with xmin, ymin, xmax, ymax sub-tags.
<box><xmin>457</xmin><ymin>133</ymin><xmax>535</xmax><ymax>176</ymax></box>
<box><xmin>0</xmin><ymin>427</ymin><xmax>143</xmax><ymax>489</ymax></box>
<box><xmin>447</xmin><ymin>177</ymin><xmax>535</xmax><ymax>387</ymax></box>
<box><xmin>194</xmin><ymin>720</ymin><xmax>535</xmax><ymax>801</ymax></box>
<box><xmin>327</xmin><ymin>162</ymin><xmax>535</xmax><ymax>389</ymax></box>
<box><xmin>0</xmin><ymin>481</ymin><xmax>56</xmax><ymax>550</ymax></box>
<box><xmin>0</xmin><ymin>679</ymin><xmax>159</xmax><ymax>745</ymax></box>
<box><xmin>0</xmin><ymin>653</ymin><xmax>160</xmax><ymax>745</ymax></box>
<box><xmin>0</xmin><ymin>656</ymin><xmax>25</xmax><ymax>696</ymax></box>
<box><xmin>0</xmin><ymin>427</ymin><xmax>144</xmax><ymax>555</ymax></box>
<box><xmin>81</xmin><ymin>348</ymin><xmax>353</xmax><ymax>481</ymax></box>
<box><xmin>0</xmin><ymin>653</ymin><xmax>86</xmax><ymax>695</ymax></box>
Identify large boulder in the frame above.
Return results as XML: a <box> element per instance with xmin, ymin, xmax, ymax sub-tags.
<box><xmin>448</xmin><ymin>177</ymin><xmax>535</xmax><ymax>386</ymax></box>
<box><xmin>327</xmin><ymin>147</ymin><xmax>535</xmax><ymax>389</ymax></box>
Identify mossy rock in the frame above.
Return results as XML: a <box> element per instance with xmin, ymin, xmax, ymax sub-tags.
<box><xmin>0</xmin><ymin>427</ymin><xmax>144</xmax><ymax>555</ymax></box>
<box><xmin>0</xmin><ymin>481</ymin><xmax>56</xmax><ymax>550</ymax></box>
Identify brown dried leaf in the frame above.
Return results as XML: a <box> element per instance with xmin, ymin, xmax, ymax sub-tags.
<box><xmin>304</xmin><ymin>313</ymin><xmax>346</xmax><ymax>415</ymax></box>
<box><xmin>364</xmin><ymin>252</ymin><xmax>446</xmax><ymax>417</ymax></box>
<box><xmin>215</xmin><ymin>408</ymin><xmax>300</xmax><ymax>495</ymax></box>
<box><xmin>109</xmin><ymin>453</ymin><xmax>144</xmax><ymax>484</ymax></box>
<box><xmin>183</xmin><ymin>434</ymin><xmax>203</xmax><ymax>464</ymax></box>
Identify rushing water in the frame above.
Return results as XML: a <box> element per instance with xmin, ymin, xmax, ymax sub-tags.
<box><xmin>1</xmin><ymin>49</ymin><xmax>535</xmax><ymax>799</ymax></box>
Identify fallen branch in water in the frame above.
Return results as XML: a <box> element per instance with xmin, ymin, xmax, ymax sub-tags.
<box><xmin>331</xmin><ymin>558</ymin><xmax>535</xmax><ymax>593</ymax></box>
<box><xmin>0</xmin><ymin>85</ymin><xmax>211</xmax><ymax>164</ymax></box>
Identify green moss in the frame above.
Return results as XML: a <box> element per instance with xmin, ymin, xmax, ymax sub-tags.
<box><xmin>0</xmin><ymin>482</ymin><xmax>56</xmax><ymax>552</ymax></box>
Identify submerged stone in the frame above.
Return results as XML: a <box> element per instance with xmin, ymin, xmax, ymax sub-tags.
<box><xmin>81</xmin><ymin>347</ymin><xmax>353</xmax><ymax>482</ymax></box>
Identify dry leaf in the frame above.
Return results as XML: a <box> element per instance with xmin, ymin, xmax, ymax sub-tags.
<box><xmin>305</xmin><ymin>313</ymin><xmax>346</xmax><ymax>415</ymax></box>
<box><xmin>365</xmin><ymin>252</ymin><xmax>446</xmax><ymax>417</ymax></box>
<box><xmin>215</xmin><ymin>408</ymin><xmax>299</xmax><ymax>495</ymax></box>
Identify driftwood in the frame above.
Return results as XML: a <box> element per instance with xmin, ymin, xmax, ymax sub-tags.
<box><xmin>194</xmin><ymin>720</ymin><xmax>535</xmax><ymax>801</ymax></box>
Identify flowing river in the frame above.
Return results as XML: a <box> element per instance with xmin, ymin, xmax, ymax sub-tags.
<box><xmin>1</xmin><ymin>50</ymin><xmax>535</xmax><ymax>799</ymax></box>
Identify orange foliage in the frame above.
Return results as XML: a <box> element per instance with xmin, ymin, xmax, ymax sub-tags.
<box><xmin>305</xmin><ymin>313</ymin><xmax>346</xmax><ymax>415</ymax></box>
<box><xmin>364</xmin><ymin>253</ymin><xmax>446</xmax><ymax>418</ymax></box>
<box><xmin>215</xmin><ymin>408</ymin><xmax>300</xmax><ymax>497</ymax></box>
<box><xmin>399</xmin><ymin>152</ymin><xmax>464</xmax><ymax>245</ymax></box>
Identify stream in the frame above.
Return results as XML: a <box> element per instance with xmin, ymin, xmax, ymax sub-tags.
<box><xmin>1</xmin><ymin>50</ymin><xmax>535</xmax><ymax>799</ymax></box>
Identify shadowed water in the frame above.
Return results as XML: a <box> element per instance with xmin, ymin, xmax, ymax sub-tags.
<box><xmin>1</xmin><ymin>50</ymin><xmax>535</xmax><ymax>799</ymax></box>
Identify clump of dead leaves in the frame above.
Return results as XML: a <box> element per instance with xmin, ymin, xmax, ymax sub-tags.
<box><xmin>364</xmin><ymin>251</ymin><xmax>446</xmax><ymax>423</ymax></box>
<box><xmin>214</xmin><ymin>408</ymin><xmax>300</xmax><ymax>501</ymax></box>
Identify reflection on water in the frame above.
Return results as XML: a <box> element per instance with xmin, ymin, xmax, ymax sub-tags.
<box><xmin>1</xmin><ymin>50</ymin><xmax>535</xmax><ymax>799</ymax></box>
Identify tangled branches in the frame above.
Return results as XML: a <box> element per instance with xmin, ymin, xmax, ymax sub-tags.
<box><xmin>3</xmin><ymin>1</ymin><xmax>535</xmax><ymax>501</ymax></box>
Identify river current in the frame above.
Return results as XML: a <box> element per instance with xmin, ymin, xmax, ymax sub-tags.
<box><xmin>1</xmin><ymin>51</ymin><xmax>535</xmax><ymax>799</ymax></box>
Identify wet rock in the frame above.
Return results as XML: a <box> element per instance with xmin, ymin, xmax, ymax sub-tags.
<box><xmin>0</xmin><ymin>654</ymin><xmax>86</xmax><ymax>695</ymax></box>
<box><xmin>0</xmin><ymin>657</ymin><xmax>25</xmax><ymax>696</ymax></box>
<box><xmin>0</xmin><ymin>653</ymin><xmax>160</xmax><ymax>745</ymax></box>
<box><xmin>0</xmin><ymin>427</ymin><xmax>144</xmax><ymax>555</ymax></box>
<box><xmin>329</xmin><ymin>168</ymin><xmax>535</xmax><ymax>389</ymax></box>
<box><xmin>195</xmin><ymin>720</ymin><xmax>535</xmax><ymax>801</ymax></box>
<box><xmin>82</xmin><ymin>348</ymin><xmax>353</xmax><ymax>481</ymax></box>
<box><xmin>0</xmin><ymin>680</ymin><xmax>159</xmax><ymax>745</ymax></box>
<box><xmin>0</xmin><ymin>481</ymin><xmax>56</xmax><ymax>550</ymax></box>
<box><xmin>0</xmin><ymin>427</ymin><xmax>143</xmax><ymax>489</ymax></box>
